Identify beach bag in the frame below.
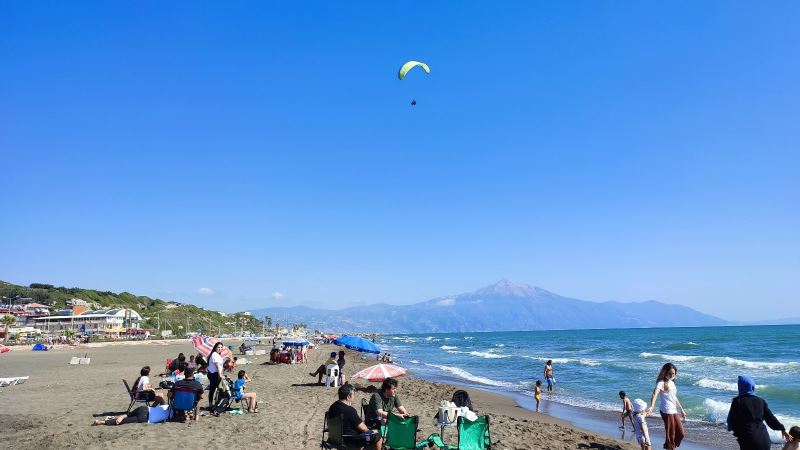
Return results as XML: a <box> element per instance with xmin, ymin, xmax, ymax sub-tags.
<box><xmin>213</xmin><ymin>377</ymin><xmax>232</xmax><ymax>414</ymax></box>
<box><xmin>437</xmin><ymin>400</ymin><xmax>459</xmax><ymax>425</ymax></box>
<box><xmin>159</xmin><ymin>380</ymin><xmax>175</xmax><ymax>390</ymax></box>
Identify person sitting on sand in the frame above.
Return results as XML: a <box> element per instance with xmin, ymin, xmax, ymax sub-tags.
<box><xmin>233</xmin><ymin>370</ymin><xmax>259</xmax><ymax>413</ymax></box>
<box><xmin>186</xmin><ymin>354</ymin><xmax>197</xmax><ymax>371</ymax></box>
<box><xmin>327</xmin><ymin>384</ymin><xmax>381</xmax><ymax>450</ymax></box>
<box><xmin>619</xmin><ymin>391</ymin><xmax>634</xmax><ymax>430</ymax></box>
<box><xmin>195</xmin><ymin>353</ymin><xmax>208</xmax><ymax>374</ymax></box>
<box><xmin>727</xmin><ymin>375</ymin><xmax>793</xmax><ymax>450</ymax></box>
<box><xmin>92</xmin><ymin>404</ymin><xmax>172</xmax><ymax>426</ymax></box>
<box><xmin>309</xmin><ymin>352</ymin><xmax>339</xmax><ymax>384</ymax></box>
<box><xmin>631</xmin><ymin>399</ymin><xmax>652</xmax><ymax>450</ymax></box>
<box><xmin>366</xmin><ymin>378</ymin><xmax>409</xmax><ymax>429</ymax></box>
<box><xmin>240</xmin><ymin>342</ymin><xmax>247</xmax><ymax>354</ymax></box>
<box><xmin>133</xmin><ymin>366</ymin><xmax>164</xmax><ymax>405</ymax></box>
<box><xmin>782</xmin><ymin>426</ymin><xmax>800</xmax><ymax>450</ymax></box>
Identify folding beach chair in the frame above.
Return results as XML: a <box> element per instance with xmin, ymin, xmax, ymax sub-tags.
<box><xmin>169</xmin><ymin>386</ymin><xmax>200</xmax><ymax>421</ymax></box>
<box><xmin>321</xmin><ymin>412</ymin><xmax>352</xmax><ymax>450</ymax></box>
<box><xmin>383</xmin><ymin>413</ymin><xmax>430</xmax><ymax>450</ymax></box>
<box><xmin>426</xmin><ymin>415</ymin><xmax>491</xmax><ymax>450</ymax></box>
<box><xmin>123</xmin><ymin>379</ymin><xmax>154</xmax><ymax>412</ymax></box>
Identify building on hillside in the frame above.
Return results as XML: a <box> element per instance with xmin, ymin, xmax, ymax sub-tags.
<box><xmin>33</xmin><ymin>308</ymin><xmax>142</xmax><ymax>335</ymax></box>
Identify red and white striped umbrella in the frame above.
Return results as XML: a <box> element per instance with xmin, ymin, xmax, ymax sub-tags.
<box><xmin>191</xmin><ymin>335</ymin><xmax>232</xmax><ymax>359</ymax></box>
<box><xmin>351</xmin><ymin>363</ymin><xmax>407</xmax><ymax>382</ymax></box>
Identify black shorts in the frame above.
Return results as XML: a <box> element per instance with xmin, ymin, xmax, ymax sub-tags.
<box><xmin>343</xmin><ymin>431</ymin><xmax>378</xmax><ymax>447</ymax></box>
<box><xmin>137</xmin><ymin>391</ymin><xmax>156</xmax><ymax>402</ymax></box>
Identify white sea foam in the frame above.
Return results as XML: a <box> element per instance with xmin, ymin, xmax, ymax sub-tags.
<box><xmin>697</xmin><ymin>379</ymin><xmax>738</xmax><ymax>392</ymax></box>
<box><xmin>703</xmin><ymin>398</ymin><xmax>730</xmax><ymax>424</ymax></box>
<box><xmin>639</xmin><ymin>353</ymin><xmax>799</xmax><ymax>370</ymax></box>
<box><xmin>440</xmin><ymin>345</ymin><xmax>458</xmax><ymax>350</ymax></box>
<box><xmin>425</xmin><ymin>363</ymin><xmax>514</xmax><ymax>388</ymax></box>
<box><xmin>522</xmin><ymin>356</ymin><xmax>600</xmax><ymax>366</ymax></box>
<box><xmin>464</xmin><ymin>336</ymin><xmax>475</xmax><ymax>340</ymax></box>
<box><xmin>468</xmin><ymin>351</ymin><xmax>510</xmax><ymax>359</ymax></box>
<box><xmin>410</xmin><ymin>360</ymin><xmax>420</xmax><ymax>364</ymax></box>
<box><xmin>495</xmin><ymin>343</ymin><xmax>505</xmax><ymax>347</ymax></box>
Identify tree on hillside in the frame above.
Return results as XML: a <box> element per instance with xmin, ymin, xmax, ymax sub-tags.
<box><xmin>1</xmin><ymin>314</ymin><xmax>16</xmax><ymax>343</ymax></box>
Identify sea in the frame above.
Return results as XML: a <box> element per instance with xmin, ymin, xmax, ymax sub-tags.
<box><xmin>376</xmin><ymin>325</ymin><xmax>800</xmax><ymax>449</ymax></box>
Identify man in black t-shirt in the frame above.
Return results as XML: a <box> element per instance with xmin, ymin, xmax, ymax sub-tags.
<box><xmin>170</xmin><ymin>367</ymin><xmax>204</xmax><ymax>421</ymax></box>
<box><xmin>326</xmin><ymin>384</ymin><xmax>381</xmax><ymax>450</ymax></box>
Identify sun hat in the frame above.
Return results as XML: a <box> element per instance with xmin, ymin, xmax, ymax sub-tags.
<box><xmin>633</xmin><ymin>399</ymin><xmax>647</xmax><ymax>413</ymax></box>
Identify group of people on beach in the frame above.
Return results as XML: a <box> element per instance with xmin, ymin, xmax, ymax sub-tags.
<box><xmin>94</xmin><ymin>341</ymin><xmax>260</xmax><ymax>426</ymax></box>
<box><xmin>614</xmin><ymin>362</ymin><xmax>797</xmax><ymax>450</ymax></box>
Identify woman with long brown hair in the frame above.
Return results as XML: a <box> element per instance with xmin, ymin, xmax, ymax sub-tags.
<box><xmin>648</xmin><ymin>363</ymin><xmax>686</xmax><ymax>450</ymax></box>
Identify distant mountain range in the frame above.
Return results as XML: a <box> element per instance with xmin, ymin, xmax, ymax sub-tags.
<box><xmin>249</xmin><ymin>280</ymin><xmax>728</xmax><ymax>333</ymax></box>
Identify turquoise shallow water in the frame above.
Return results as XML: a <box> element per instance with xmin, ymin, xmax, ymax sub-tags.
<box><xmin>377</xmin><ymin>325</ymin><xmax>800</xmax><ymax>444</ymax></box>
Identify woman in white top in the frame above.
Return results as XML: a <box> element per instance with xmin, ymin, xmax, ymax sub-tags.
<box><xmin>648</xmin><ymin>363</ymin><xmax>686</xmax><ymax>450</ymax></box>
<box><xmin>133</xmin><ymin>366</ymin><xmax>164</xmax><ymax>405</ymax></box>
<box><xmin>206</xmin><ymin>342</ymin><xmax>225</xmax><ymax>409</ymax></box>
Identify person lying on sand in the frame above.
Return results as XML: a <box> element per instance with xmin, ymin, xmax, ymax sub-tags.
<box><xmin>92</xmin><ymin>404</ymin><xmax>171</xmax><ymax>426</ymax></box>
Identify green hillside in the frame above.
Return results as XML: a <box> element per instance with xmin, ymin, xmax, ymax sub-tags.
<box><xmin>0</xmin><ymin>280</ymin><xmax>265</xmax><ymax>336</ymax></box>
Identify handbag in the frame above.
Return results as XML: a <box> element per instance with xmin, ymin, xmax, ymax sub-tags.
<box><xmin>437</xmin><ymin>400</ymin><xmax>459</xmax><ymax>425</ymax></box>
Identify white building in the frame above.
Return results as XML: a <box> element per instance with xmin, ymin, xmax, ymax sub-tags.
<box><xmin>34</xmin><ymin>308</ymin><xmax>142</xmax><ymax>334</ymax></box>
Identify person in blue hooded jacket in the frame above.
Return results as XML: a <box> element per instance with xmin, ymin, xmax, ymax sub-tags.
<box><xmin>727</xmin><ymin>375</ymin><xmax>793</xmax><ymax>450</ymax></box>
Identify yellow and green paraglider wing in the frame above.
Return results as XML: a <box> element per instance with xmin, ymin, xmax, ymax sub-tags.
<box><xmin>398</xmin><ymin>61</ymin><xmax>430</xmax><ymax>80</ymax></box>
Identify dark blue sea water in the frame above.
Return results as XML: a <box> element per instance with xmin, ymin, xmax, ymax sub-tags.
<box><xmin>377</xmin><ymin>325</ymin><xmax>800</xmax><ymax>446</ymax></box>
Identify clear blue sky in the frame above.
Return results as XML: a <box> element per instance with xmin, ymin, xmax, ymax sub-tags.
<box><xmin>2</xmin><ymin>2</ymin><xmax>798</xmax><ymax>321</ymax></box>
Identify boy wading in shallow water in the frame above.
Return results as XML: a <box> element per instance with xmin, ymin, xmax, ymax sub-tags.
<box><xmin>619</xmin><ymin>390</ymin><xmax>634</xmax><ymax>430</ymax></box>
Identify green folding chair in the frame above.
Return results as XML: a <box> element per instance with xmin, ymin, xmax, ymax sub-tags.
<box><xmin>382</xmin><ymin>413</ymin><xmax>430</xmax><ymax>450</ymax></box>
<box><xmin>425</xmin><ymin>415</ymin><xmax>491</xmax><ymax>450</ymax></box>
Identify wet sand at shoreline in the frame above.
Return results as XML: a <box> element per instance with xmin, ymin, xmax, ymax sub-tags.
<box><xmin>0</xmin><ymin>340</ymin><xmax>637</xmax><ymax>449</ymax></box>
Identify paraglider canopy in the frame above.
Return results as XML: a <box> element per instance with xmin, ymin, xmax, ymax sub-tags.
<box><xmin>398</xmin><ymin>61</ymin><xmax>430</xmax><ymax>80</ymax></box>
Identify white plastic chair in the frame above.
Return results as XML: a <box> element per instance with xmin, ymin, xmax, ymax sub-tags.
<box><xmin>324</xmin><ymin>364</ymin><xmax>340</xmax><ymax>387</ymax></box>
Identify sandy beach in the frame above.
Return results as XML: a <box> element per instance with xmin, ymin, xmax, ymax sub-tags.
<box><xmin>0</xmin><ymin>340</ymin><xmax>637</xmax><ymax>450</ymax></box>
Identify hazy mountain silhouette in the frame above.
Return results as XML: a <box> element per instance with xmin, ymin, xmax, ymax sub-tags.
<box><xmin>250</xmin><ymin>280</ymin><xmax>727</xmax><ymax>333</ymax></box>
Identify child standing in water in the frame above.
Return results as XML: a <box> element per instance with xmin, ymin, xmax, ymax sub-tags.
<box><xmin>535</xmin><ymin>380</ymin><xmax>542</xmax><ymax>412</ymax></box>
<box><xmin>632</xmin><ymin>399</ymin><xmax>652</xmax><ymax>450</ymax></box>
<box><xmin>619</xmin><ymin>390</ymin><xmax>634</xmax><ymax>430</ymax></box>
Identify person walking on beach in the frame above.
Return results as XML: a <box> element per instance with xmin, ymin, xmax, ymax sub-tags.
<box><xmin>727</xmin><ymin>375</ymin><xmax>794</xmax><ymax>450</ymax></box>
<box><xmin>619</xmin><ymin>391</ymin><xmax>634</xmax><ymax>430</ymax></box>
<box><xmin>543</xmin><ymin>360</ymin><xmax>555</xmax><ymax>393</ymax></box>
<box><xmin>631</xmin><ymin>399</ymin><xmax>652</xmax><ymax>450</ymax></box>
<box><xmin>206</xmin><ymin>342</ymin><xmax>225</xmax><ymax>410</ymax></box>
<box><xmin>647</xmin><ymin>363</ymin><xmax>686</xmax><ymax>450</ymax></box>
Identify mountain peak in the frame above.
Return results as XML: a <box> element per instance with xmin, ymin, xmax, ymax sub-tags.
<box><xmin>472</xmin><ymin>279</ymin><xmax>545</xmax><ymax>297</ymax></box>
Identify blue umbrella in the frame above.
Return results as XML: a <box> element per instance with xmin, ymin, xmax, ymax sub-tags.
<box><xmin>281</xmin><ymin>339</ymin><xmax>310</xmax><ymax>347</ymax></box>
<box><xmin>333</xmin><ymin>335</ymin><xmax>381</xmax><ymax>354</ymax></box>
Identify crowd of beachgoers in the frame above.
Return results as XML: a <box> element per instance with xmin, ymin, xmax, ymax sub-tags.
<box><xmin>2</xmin><ymin>335</ymin><xmax>798</xmax><ymax>450</ymax></box>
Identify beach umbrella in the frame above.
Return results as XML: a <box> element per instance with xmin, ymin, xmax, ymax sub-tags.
<box><xmin>191</xmin><ymin>335</ymin><xmax>232</xmax><ymax>359</ymax></box>
<box><xmin>281</xmin><ymin>338</ymin><xmax>310</xmax><ymax>347</ymax></box>
<box><xmin>351</xmin><ymin>363</ymin><xmax>407</xmax><ymax>382</ymax></box>
<box><xmin>333</xmin><ymin>335</ymin><xmax>381</xmax><ymax>354</ymax></box>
